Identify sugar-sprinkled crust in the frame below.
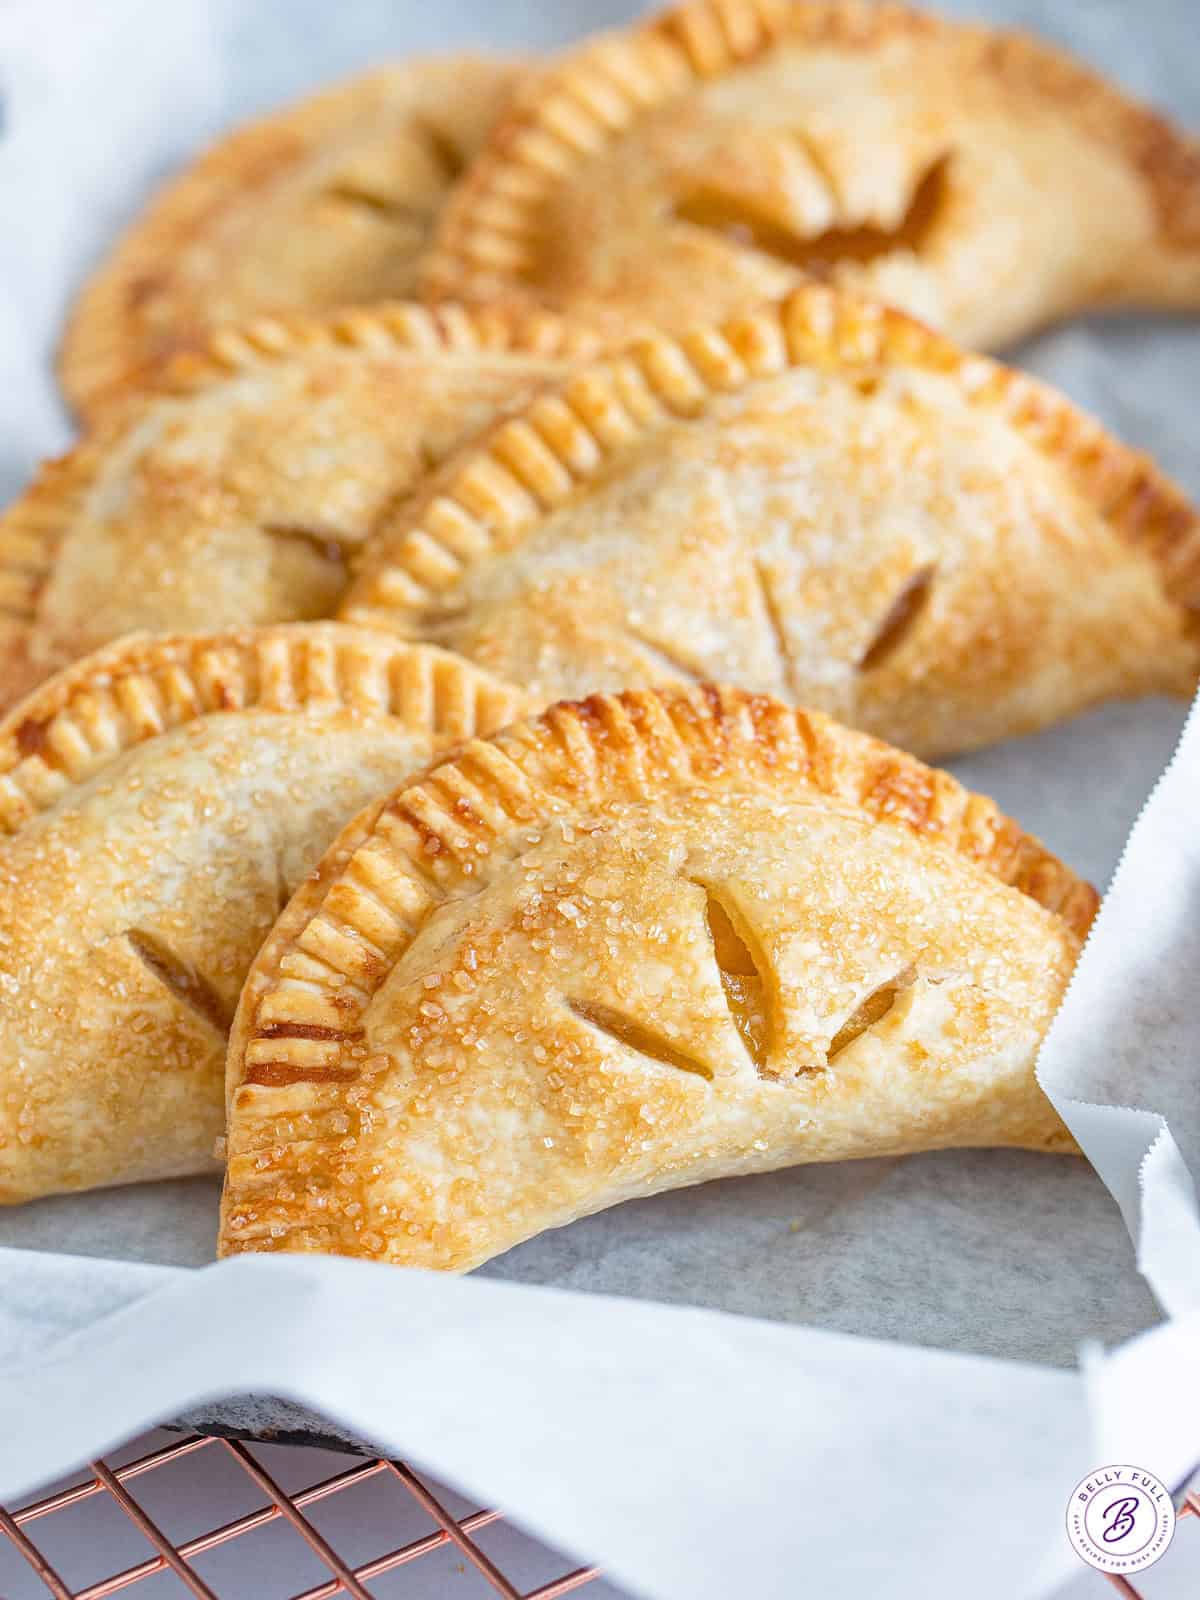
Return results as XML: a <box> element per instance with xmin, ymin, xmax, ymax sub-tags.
<box><xmin>1</xmin><ymin>299</ymin><xmax>603</xmax><ymax>717</ymax></box>
<box><xmin>220</xmin><ymin>684</ymin><xmax>1094</xmax><ymax>1270</ymax></box>
<box><xmin>422</xmin><ymin>0</ymin><xmax>1200</xmax><ymax>350</ymax></box>
<box><xmin>0</xmin><ymin>624</ymin><xmax>527</xmax><ymax>1203</ymax></box>
<box><xmin>60</xmin><ymin>56</ymin><xmax>524</xmax><ymax>417</ymax></box>
<box><xmin>340</xmin><ymin>286</ymin><xmax>1200</xmax><ymax>759</ymax></box>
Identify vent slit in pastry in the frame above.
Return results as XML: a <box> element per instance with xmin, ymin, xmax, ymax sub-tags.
<box><xmin>412</xmin><ymin>117</ymin><xmax>470</xmax><ymax>185</ymax></box>
<box><xmin>568</xmin><ymin>1000</ymin><xmax>715</xmax><ymax>1081</ymax></box>
<box><xmin>674</xmin><ymin>153</ymin><xmax>951</xmax><ymax>277</ymax></box>
<box><xmin>698</xmin><ymin>886</ymin><xmax>773</xmax><ymax>1072</ymax></box>
<box><xmin>262</xmin><ymin>523</ymin><xmax>356</xmax><ymax>563</ymax></box>
<box><xmin>125</xmin><ymin>928</ymin><xmax>235</xmax><ymax>1037</ymax></box>
<box><xmin>827</xmin><ymin>968</ymin><xmax>916</xmax><ymax>1061</ymax></box>
<box><xmin>624</xmin><ymin>627</ymin><xmax>706</xmax><ymax>684</ymax></box>
<box><xmin>857</xmin><ymin>565</ymin><xmax>937</xmax><ymax>672</ymax></box>
<box><xmin>323</xmin><ymin>183</ymin><xmax>432</xmax><ymax>225</ymax></box>
<box><xmin>753</xmin><ymin>560</ymin><xmax>800</xmax><ymax>700</ymax></box>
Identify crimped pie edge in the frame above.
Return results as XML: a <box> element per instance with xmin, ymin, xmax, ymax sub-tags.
<box><xmin>0</xmin><ymin>622</ymin><xmax>528</xmax><ymax>838</ymax></box>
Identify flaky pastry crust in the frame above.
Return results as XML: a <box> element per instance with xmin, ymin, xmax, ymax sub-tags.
<box><xmin>1</xmin><ymin>300</ymin><xmax>602</xmax><ymax>716</ymax></box>
<box><xmin>0</xmin><ymin>625</ymin><xmax>526</xmax><ymax>1203</ymax></box>
<box><xmin>59</xmin><ymin>57</ymin><xmax>523</xmax><ymax>417</ymax></box>
<box><xmin>340</xmin><ymin>287</ymin><xmax>1200</xmax><ymax>760</ymax></box>
<box><xmin>220</xmin><ymin>685</ymin><xmax>1096</xmax><ymax>1272</ymax></box>
<box><xmin>422</xmin><ymin>0</ymin><xmax>1200</xmax><ymax>349</ymax></box>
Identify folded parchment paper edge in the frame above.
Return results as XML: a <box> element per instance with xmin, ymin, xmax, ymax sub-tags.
<box><xmin>1038</xmin><ymin>692</ymin><xmax>1200</xmax><ymax>1318</ymax></box>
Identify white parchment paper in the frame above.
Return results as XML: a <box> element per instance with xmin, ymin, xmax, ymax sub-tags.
<box><xmin>2</xmin><ymin>3</ymin><xmax>1200</xmax><ymax>1596</ymax></box>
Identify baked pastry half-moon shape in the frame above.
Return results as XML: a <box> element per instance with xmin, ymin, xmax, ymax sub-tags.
<box><xmin>60</xmin><ymin>56</ymin><xmax>522</xmax><ymax>416</ymax></box>
<box><xmin>422</xmin><ymin>0</ymin><xmax>1200</xmax><ymax>350</ymax></box>
<box><xmin>219</xmin><ymin>685</ymin><xmax>1096</xmax><ymax>1272</ymax></box>
<box><xmin>340</xmin><ymin>288</ymin><xmax>1200</xmax><ymax>760</ymax></box>
<box><xmin>0</xmin><ymin>625</ymin><xmax>525</xmax><ymax>1203</ymax></box>
<box><xmin>0</xmin><ymin>300</ymin><xmax>601</xmax><ymax>716</ymax></box>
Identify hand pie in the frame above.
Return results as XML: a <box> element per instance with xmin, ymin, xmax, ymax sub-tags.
<box><xmin>0</xmin><ymin>300</ymin><xmax>600</xmax><ymax>716</ymax></box>
<box><xmin>0</xmin><ymin>625</ymin><xmax>525</xmax><ymax>1203</ymax></box>
<box><xmin>60</xmin><ymin>57</ymin><xmax>522</xmax><ymax>416</ymax></box>
<box><xmin>340</xmin><ymin>288</ymin><xmax>1200</xmax><ymax>761</ymax></box>
<box><xmin>422</xmin><ymin>0</ymin><xmax>1200</xmax><ymax>351</ymax></box>
<box><xmin>219</xmin><ymin>685</ymin><xmax>1096</xmax><ymax>1273</ymax></box>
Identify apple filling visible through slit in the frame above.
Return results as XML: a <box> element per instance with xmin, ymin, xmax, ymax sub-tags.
<box><xmin>701</xmin><ymin>889</ymin><xmax>771</xmax><ymax>1070</ymax></box>
<box><xmin>674</xmin><ymin>156</ymin><xmax>950</xmax><ymax>276</ymax></box>
<box><xmin>828</xmin><ymin>969</ymin><xmax>916</xmax><ymax>1060</ymax></box>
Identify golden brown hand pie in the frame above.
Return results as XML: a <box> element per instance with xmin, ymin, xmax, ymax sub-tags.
<box><xmin>0</xmin><ymin>301</ymin><xmax>601</xmax><ymax>716</ymax></box>
<box><xmin>219</xmin><ymin>685</ymin><xmax>1096</xmax><ymax>1272</ymax></box>
<box><xmin>340</xmin><ymin>288</ymin><xmax>1200</xmax><ymax>761</ymax></box>
<box><xmin>60</xmin><ymin>57</ymin><xmax>522</xmax><ymax>417</ymax></box>
<box><xmin>0</xmin><ymin>625</ymin><xmax>526</xmax><ymax>1204</ymax></box>
<box><xmin>422</xmin><ymin>0</ymin><xmax>1200</xmax><ymax>350</ymax></box>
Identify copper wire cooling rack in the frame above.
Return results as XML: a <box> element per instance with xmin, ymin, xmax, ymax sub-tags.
<box><xmin>0</xmin><ymin>1431</ymin><xmax>1195</xmax><ymax>1599</ymax></box>
<box><xmin>0</xmin><ymin>1431</ymin><xmax>605</xmax><ymax>1599</ymax></box>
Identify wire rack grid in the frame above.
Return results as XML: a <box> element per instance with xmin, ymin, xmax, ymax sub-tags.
<box><xmin>0</xmin><ymin>1431</ymin><xmax>611</xmax><ymax>1600</ymax></box>
<box><xmin>1</xmin><ymin>1430</ymin><xmax>1196</xmax><ymax>1598</ymax></box>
